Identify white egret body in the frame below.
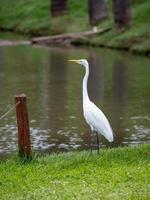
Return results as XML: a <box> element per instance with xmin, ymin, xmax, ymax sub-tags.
<box><xmin>69</xmin><ymin>59</ymin><xmax>114</xmax><ymax>152</ymax></box>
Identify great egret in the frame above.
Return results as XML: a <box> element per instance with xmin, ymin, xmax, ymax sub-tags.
<box><xmin>69</xmin><ymin>59</ymin><xmax>114</xmax><ymax>153</ymax></box>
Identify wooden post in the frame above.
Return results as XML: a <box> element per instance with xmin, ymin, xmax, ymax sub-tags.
<box><xmin>15</xmin><ymin>94</ymin><xmax>31</xmax><ymax>158</ymax></box>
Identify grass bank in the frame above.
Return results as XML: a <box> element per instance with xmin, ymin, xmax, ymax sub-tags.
<box><xmin>0</xmin><ymin>0</ymin><xmax>149</xmax><ymax>55</ymax></box>
<box><xmin>0</xmin><ymin>144</ymin><xmax>150</xmax><ymax>199</ymax></box>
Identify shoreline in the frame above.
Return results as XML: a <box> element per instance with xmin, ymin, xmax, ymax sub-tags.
<box><xmin>0</xmin><ymin>29</ymin><xmax>149</xmax><ymax>57</ymax></box>
<box><xmin>0</xmin><ymin>0</ymin><xmax>149</xmax><ymax>57</ymax></box>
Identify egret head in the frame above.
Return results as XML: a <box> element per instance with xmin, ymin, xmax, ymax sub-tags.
<box><xmin>69</xmin><ymin>59</ymin><xmax>88</xmax><ymax>67</ymax></box>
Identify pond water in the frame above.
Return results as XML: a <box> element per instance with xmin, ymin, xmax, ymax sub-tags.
<box><xmin>0</xmin><ymin>42</ymin><xmax>150</xmax><ymax>155</ymax></box>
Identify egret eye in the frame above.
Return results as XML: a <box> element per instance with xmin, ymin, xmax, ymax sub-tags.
<box><xmin>79</xmin><ymin>60</ymin><xmax>84</xmax><ymax>64</ymax></box>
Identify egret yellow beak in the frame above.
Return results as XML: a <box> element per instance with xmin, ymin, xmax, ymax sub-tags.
<box><xmin>68</xmin><ymin>59</ymin><xmax>80</xmax><ymax>64</ymax></box>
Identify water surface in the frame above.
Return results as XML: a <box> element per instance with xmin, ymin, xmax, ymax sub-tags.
<box><xmin>0</xmin><ymin>44</ymin><xmax>149</xmax><ymax>155</ymax></box>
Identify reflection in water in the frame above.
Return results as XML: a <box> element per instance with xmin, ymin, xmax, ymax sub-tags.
<box><xmin>0</xmin><ymin>44</ymin><xmax>149</xmax><ymax>155</ymax></box>
<box><xmin>88</xmin><ymin>52</ymin><xmax>104</xmax><ymax>104</ymax></box>
<box><xmin>0</xmin><ymin>47</ymin><xmax>4</xmax><ymax>103</ymax></box>
<box><xmin>111</xmin><ymin>59</ymin><xmax>129</xmax><ymax>146</ymax></box>
<box><xmin>48</xmin><ymin>49</ymin><xmax>68</xmax><ymax>151</ymax></box>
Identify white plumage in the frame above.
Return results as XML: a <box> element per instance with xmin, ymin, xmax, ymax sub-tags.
<box><xmin>69</xmin><ymin>59</ymin><xmax>114</xmax><ymax>152</ymax></box>
<box><xmin>83</xmin><ymin>101</ymin><xmax>113</xmax><ymax>142</ymax></box>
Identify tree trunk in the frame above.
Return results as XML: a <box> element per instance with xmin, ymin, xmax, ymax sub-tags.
<box><xmin>88</xmin><ymin>0</ymin><xmax>108</xmax><ymax>26</ymax></box>
<box><xmin>51</xmin><ymin>0</ymin><xmax>68</xmax><ymax>17</ymax></box>
<box><xmin>112</xmin><ymin>0</ymin><xmax>132</xmax><ymax>32</ymax></box>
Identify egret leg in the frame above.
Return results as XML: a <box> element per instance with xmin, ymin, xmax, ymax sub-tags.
<box><xmin>90</xmin><ymin>133</ymin><xmax>95</xmax><ymax>153</ymax></box>
<box><xmin>96</xmin><ymin>132</ymin><xmax>100</xmax><ymax>154</ymax></box>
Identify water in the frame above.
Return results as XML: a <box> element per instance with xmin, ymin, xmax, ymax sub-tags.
<box><xmin>0</xmin><ymin>43</ymin><xmax>150</xmax><ymax>155</ymax></box>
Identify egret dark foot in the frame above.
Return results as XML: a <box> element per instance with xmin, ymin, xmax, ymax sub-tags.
<box><xmin>90</xmin><ymin>143</ymin><xmax>93</xmax><ymax>154</ymax></box>
<box><xmin>96</xmin><ymin>132</ymin><xmax>100</xmax><ymax>155</ymax></box>
<box><xmin>90</xmin><ymin>133</ymin><xmax>95</xmax><ymax>154</ymax></box>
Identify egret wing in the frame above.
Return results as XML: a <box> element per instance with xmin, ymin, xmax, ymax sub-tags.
<box><xmin>84</xmin><ymin>101</ymin><xmax>113</xmax><ymax>142</ymax></box>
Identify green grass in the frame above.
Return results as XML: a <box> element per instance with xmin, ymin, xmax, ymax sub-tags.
<box><xmin>0</xmin><ymin>0</ymin><xmax>149</xmax><ymax>55</ymax></box>
<box><xmin>97</xmin><ymin>1</ymin><xmax>150</xmax><ymax>53</ymax></box>
<box><xmin>0</xmin><ymin>145</ymin><xmax>150</xmax><ymax>199</ymax></box>
<box><xmin>0</xmin><ymin>0</ymin><xmax>89</xmax><ymax>35</ymax></box>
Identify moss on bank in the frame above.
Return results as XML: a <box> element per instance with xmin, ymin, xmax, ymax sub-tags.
<box><xmin>0</xmin><ymin>0</ymin><xmax>149</xmax><ymax>55</ymax></box>
<box><xmin>0</xmin><ymin>145</ymin><xmax>150</xmax><ymax>199</ymax></box>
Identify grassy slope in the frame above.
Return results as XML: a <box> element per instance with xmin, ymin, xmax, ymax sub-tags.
<box><xmin>0</xmin><ymin>144</ymin><xmax>150</xmax><ymax>199</ymax></box>
<box><xmin>0</xmin><ymin>0</ymin><xmax>150</xmax><ymax>54</ymax></box>
<box><xmin>89</xmin><ymin>0</ymin><xmax>150</xmax><ymax>55</ymax></box>
<box><xmin>0</xmin><ymin>0</ymin><xmax>89</xmax><ymax>35</ymax></box>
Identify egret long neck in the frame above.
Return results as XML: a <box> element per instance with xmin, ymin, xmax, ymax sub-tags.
<box><xmin>82</xmin><ymin>63</ymin><xmax>90</xmax><ymax>103</ymax></box>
